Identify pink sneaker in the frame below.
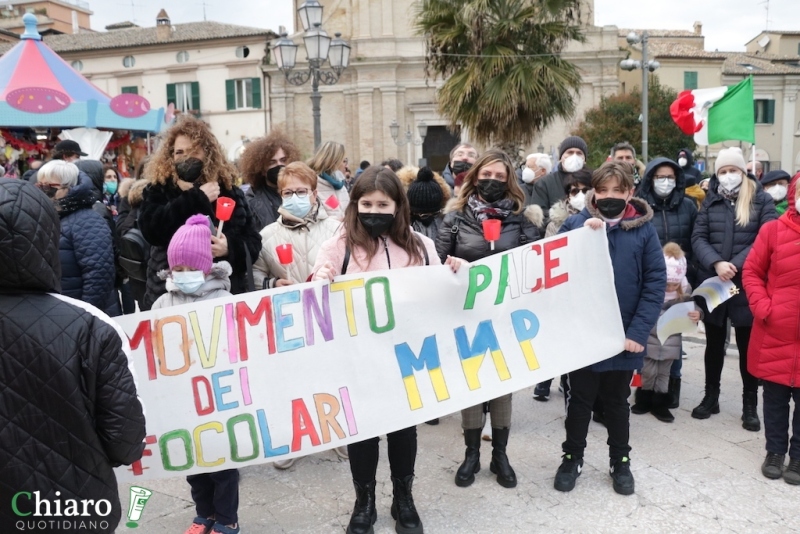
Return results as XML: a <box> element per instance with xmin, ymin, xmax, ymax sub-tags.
<box><xmin>184</xmin><ymin>517</ymin><xmax>214</xmax><ymax>534</ymax></box>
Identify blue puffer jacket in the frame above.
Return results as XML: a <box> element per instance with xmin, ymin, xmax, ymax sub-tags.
<box><xmin>58</xmin><ymin>175</ymin><xmax>116</xmax><ymax>312</ymax></box>
<box><xmin>560</xmin><ymin>192</ymin><xmax>666</xmax><ymax>372</ymax></box>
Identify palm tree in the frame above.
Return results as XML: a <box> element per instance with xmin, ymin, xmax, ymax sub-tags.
<box><xmin>416</xmin><ymin>0</ymin><xmax>585</xmax><ymax>146</ymax></box>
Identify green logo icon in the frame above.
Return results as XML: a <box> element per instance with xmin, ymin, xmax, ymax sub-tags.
<box><xmin>125</xmin><ymin>486</ymin><xmax>153</xmax><ymax>528</ymax></box>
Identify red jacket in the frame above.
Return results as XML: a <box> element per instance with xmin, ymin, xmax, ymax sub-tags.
<box><xmin>743</xmin><ymin>173</ymin><xmax>800</xmax><ymax>387</ymax></box>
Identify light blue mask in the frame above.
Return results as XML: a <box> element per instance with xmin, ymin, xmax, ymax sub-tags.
<box><xmin>172</xmin><ymin>270</ymin><xmax>206</xmax><ymax>294</ymax></box>
<box><xmin>282</xmin><ymin>193</ymin><xmax>312</xmax><ymax>219</ymax></box>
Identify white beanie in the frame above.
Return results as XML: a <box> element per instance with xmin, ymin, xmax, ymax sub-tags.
<box><xmin>715</xmin><ymin>147</ymin><xmax>747</xmax><ymax>175</ymax></box>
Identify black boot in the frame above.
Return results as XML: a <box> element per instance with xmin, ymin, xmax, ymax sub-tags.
<box><xmin>346</xmin><ymin>480</ymin><xmax>377</xmax><ymax>534</ymax></box>
<box><xmin>651</xmin><ymin>392</ymin><xmax>675</xmax><ymax>423</ymax></box>
<box><xmin>455</xmin><ymin>428</ymin><xmax>481</xmax><ymax>487</ymax></box>
<box><xmin>742</xmin><ymin>391</ymin><xmax>761</xmax><ymax>431</ymax></box>
<box><xmin>630</xmin><ymin>388</ymin><xmax>654</xmax><ymax>415</ymax></box>
<box><xmin>667</xmin><ymin>377</ymin><xmax>681</xmax><ymax>409</ymax></box>
<box><xmin>489</xmin><ymin>427</ymin><xmax>517</xmax><ymax>488</ymax></box>
<box><xmin>391</xmin><ymin>475</ymin><xmax>423</xmax><ymax>534</ymax></box>
<box><xmin>691</xmin><ymin>388</ymin><xmax>720</xmax><ymax>419</ymax></box>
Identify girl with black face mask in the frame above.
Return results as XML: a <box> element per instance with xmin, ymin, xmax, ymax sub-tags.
<box><xmin>312</xmin><ymin>166</ymin><xmax>463</xmax><ymax>534</ymax></box>
<box><xmin>433</xmin><ymin>148</ymin><xmax>544</xmax><ymax>491</ymax></box>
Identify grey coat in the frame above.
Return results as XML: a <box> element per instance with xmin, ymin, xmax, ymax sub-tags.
<box><xmin>152</xmin><ymin>262</ymin><xmax>233</xmax><ymax>309</ymax></box>
<box><xmin>646</xmin><ymin>297</ymin><xmax>701</xmax><ymax>361</ymax></box>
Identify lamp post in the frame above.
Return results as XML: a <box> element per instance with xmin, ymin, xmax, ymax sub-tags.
<box><xmin>272</xmin><ymin>1</ymin><xmax>350</xmax><ymax>150</ymax></box>
<box><xmin>389</xmin><ymin>119</ymin><xmax>428</xmax><ymax>166</ymax></box>
<box><xmin>620</xmin><ymin>31</ymin><xmax>660</xmax><ymax>163</ymax></box>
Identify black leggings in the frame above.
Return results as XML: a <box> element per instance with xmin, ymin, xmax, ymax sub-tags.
<box><xmin>348</xmin><ymin>426</ymin><xmax>417</xmax><ymax>483</ymax></box>
<box><xmin>703</xmin><ymin>321</ymin><xmax>758</xmax><ymax>393</ymax></box>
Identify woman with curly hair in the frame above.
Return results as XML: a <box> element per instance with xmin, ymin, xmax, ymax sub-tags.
<box><xmin>307</xmin><ymin>140</ymin><xmax>350</xmax><ymax>220</ymax></box>
<box><xmin>138</xmin><ymin>116</ymin><xmax>262</xmax><ymax>310</ymax></box>
<box><xmin>239</xmin><ymin>129</ymin><xmax>301</xmax><ymax>232</ymax></box>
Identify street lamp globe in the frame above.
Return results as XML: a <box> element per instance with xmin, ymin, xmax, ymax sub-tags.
<box><xmin>272</xmin><ymin>33</ymin><xmax>298</xmax><ymax>71</ymax></box>
<box><xmin>328</xmin><ymin>33</ymin><xmax>351</xmax><ymax>75</ymax></box>
<box><xmin>389</xmin><ymin>119</ymin><xmax>400</xmax><ymax>140</ymax></box>
<box><xmin>417</xmin><ymin>121</ymin><xmax>428</xmax><ymax>141</ymax></box>
<box><xmin>626</xmin><ymin>31</ymin><xmax>641</xmax><ymax>45</ymax></box>
<box><xmin>303</xmin><ymin>23</ymin><xmax>331</xmax><ymax>64</ymax></box>
<box><xmin>297</xmin><ymin>0</ymin><xmax>323</xmax><ymax>32</ymax></box>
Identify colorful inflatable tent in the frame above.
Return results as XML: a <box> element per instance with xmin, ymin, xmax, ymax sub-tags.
<box><xmin>0</xmin><ymin>13</ymin><xmax>164</xmax><ymax>132</ymax></box>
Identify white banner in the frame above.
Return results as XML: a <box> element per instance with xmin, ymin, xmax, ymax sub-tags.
<box><xmin>114</xmin><ymin>227</ymin><xmax>625</xmax><ymax>481</ymax></box>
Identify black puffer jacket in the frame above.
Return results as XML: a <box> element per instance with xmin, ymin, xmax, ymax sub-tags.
<box><xmin>139</xmin><ymin>180</ymin><xmax>262</xmax><ymax>309</ymax></box>
<box><xmin>0</xmin><ymin>178</ymin><xmax>145</xmax><ymax>533</ymax></box>
<box><xmin>691</xmin><ymin>174</ymin><xmax>777</xmax><ymax>327</ymax></box>
<box><xmin>246</xmin><ymin>184</ymin><xmax>282</xmax><ymax>233</ymax></box>
<box><xmin>637</xmin><ymin>157</ymin><xmax>699</xmax><ymax>284</ymax></box>
<box><xmin>435</xmin><ymin>199</ymin><xmax>543</xmax><ymax>263</ymax></box>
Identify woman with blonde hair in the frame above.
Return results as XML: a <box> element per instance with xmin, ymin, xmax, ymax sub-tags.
<box><xmin>306</xmin><ymin>140</ymin><xmax>350</xmax><ymax>220</ymax></box>
<box><xmin>435</xmin><ymin>148</ymin><xmax>543</xmax><ymax>489</ymax></box>
<box><xmin>691</xmin><ymin>147</ymin><xmax>776</xmax><ymax>429</ymax></box>
<box><xmin>138</xmin><ymin>116</ymin><xmax>262</xmax><ymax>310</ymax></box>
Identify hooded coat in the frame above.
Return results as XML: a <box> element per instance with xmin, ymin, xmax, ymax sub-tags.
<box><xmin>138</xmin><ymin>180</ymin><xmax>262</xmax><ymax>310</ymax></box>
<box><xmin>0</xmin><ymin>178</ymin><xmax>146</xmax><ymax>533</ymax></box>
<box><xmin>560</xmin><ymin>192</ymin><xmax>667</xmax><ymax>372</ymax></box>
<box><xmin>637</xmin><ymin>157</ymin><xmax>699</xmax><ymax>283</ymax></box>
<box><xmin>743</xmin><ymin>176</ymin><xmax>800</xmax><ymax>387</ymax></box>
<box><xmin>152</xmin><ymin>261</ymin><xmax>233</xmax><ymax>309</ymax></box>
<box><xmin>691</xmin><ymin>173</ymin><xmax>777</xmax><ymax>327</ymax></box>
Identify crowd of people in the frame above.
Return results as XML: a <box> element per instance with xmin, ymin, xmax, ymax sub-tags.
<box><xmin>2</xmin><ymin>117</ymin><xmax>800</xmax><ymax>534</ymax></box>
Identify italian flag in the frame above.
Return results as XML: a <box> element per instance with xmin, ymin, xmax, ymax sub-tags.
<box><xmin>670</xmin><ymin>77</ymin><xmax>755</xmax><ymax>145</ymax></box>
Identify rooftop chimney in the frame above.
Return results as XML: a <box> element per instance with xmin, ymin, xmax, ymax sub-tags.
<box><xmin>156</xmin><ymin>8</ymin><xmax>171</xmax><ymax>41</ymax></box>
<box><xmin>693</xmin><ymin>21</ymin><xmax>702</xmax><ymax>36</ymax></box>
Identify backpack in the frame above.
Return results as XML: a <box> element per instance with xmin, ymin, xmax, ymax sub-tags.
<box><xmin>119</xmin><ymin>223</ymin><xmax>150</xmax><ymax>282</ymax></box>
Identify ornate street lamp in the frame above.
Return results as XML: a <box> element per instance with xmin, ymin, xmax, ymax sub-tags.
<box><xmin>389</xmin><ymin>119</ymin><xmax>428</xmax><ymax>147</ymax></box>
<box><xmin>272</xmin><ymin>2</ymin><xmax>350</xmax><ymax>150</ymax></box>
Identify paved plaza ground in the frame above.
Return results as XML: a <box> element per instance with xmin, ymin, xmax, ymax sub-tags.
<box><xmin>118</xmin><ymin>335</ymin><xmax>799</xmax><ymax>533</ymax></box>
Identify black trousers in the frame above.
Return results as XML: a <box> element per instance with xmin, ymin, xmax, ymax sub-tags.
<box><xmin>563</xmin><ymin>367</ymin><xmax>633</xmax><ymax>460</ymax></box>
<box><xmin>348</xmin><ymin>426</ymin><xmax>417</xmax><ymax>483</ymax></box>
<box><xmin>763</xmin><ymin>380</ymin><xmax>800</xmax><ymax>459</ymax></box>
<box><xmin>703</xmin><ymin>321</ymin><xmax>758</xmax><ymax>393</ymax></box>
<box><xmin>186</xmin><ymin>468</ymin><xmax>239</xmax><ymax>525</ymax></box>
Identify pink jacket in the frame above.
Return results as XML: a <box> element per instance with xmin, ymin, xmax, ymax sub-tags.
<box><xmin>313</xmin><ymin>226</ymin><xmax>440</xmax><ymax>275</ymax></box>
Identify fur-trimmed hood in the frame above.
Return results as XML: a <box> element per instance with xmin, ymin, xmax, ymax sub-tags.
<box><xmin>584</xmin><ymin>190</ymin><xmax>653</xmax><ymax>230</ymax></box>
<box><xmin>126</xmin><ymin>179</ymin><xmax>148</xmax><ymax>207</ymax></box>
<box><xmin>547</xmin><ymin>199</ymin><xmax>578</xmax><ymax>230</ymax></box>
<box><xmin>442</xmin><ymin>197</ymin><xmax>544</xmax><ymax>228</ymax></box>
<box><xmin>158</xmin><ymin>261</ymin><xmax>232</xmax><ymax>295</ymax></box>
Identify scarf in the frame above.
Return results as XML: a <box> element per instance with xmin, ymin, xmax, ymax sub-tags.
<box><xmin>57</xmin><ymin>190</ymin><xmax>97</xmax><ymax>218</ymax></box>
<box><xmin>320</xmin><ymin>171</ymin><xmax>344</xmax><ymax>191</ymax></box>
<box><xmin>467</xmin><ymin>194</ymin><xmax>515</xmax><ymax>222</ymax></box>
<box><xmin>718</xmin><ymin>185</ymin><xmax>740</xmax><ymax>202</ymax></box>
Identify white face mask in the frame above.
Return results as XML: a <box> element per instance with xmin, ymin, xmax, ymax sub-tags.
<box><xmin>562</xmin><ymin>154</ymin><xmax>584</xmax><ymax>173</ymax></box>
<box><xmin>678</xmin><ymin>157</ymin><xmax>688</xmax><ymax>168</ymax></box>
<box><xmin>766</xmin><ymin>184</ymin><xmax>787</xmax><ymax>202</ymax></box>
<box><xmin>654</xmin><ymin>178</ymin><xmax>676</xmax><ymax>198</ymax></box>
<box><xmin>521</xmin><ymin>167</ymin><xmax>536</xmax><ymax>184</ymax></box>
<box><xmin>172</xmin><ymin>270</ymin><xmax>206</xmax><ymax>294</ymax></box>
<box><xmin>568</xmin><ymin>191</ymin><xmax>586</xmax><ymax>211</ymax></box>
<box><xmin>718</xmin><ymin>171</ymin><xmax>743</xmax><ymax>192</ymax></box>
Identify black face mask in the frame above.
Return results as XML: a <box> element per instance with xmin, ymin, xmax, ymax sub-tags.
<box><xmin>266</xmin><ymin>165</ymin><xmax>284</xmax><ymax>185</ymax></box>
<box><xmin>452</xmin><ymin>161</ymin><xmax>473</xmax><ymax>175</ymax></box>
<box><xmin>476</xmin><ymin>179</ymin><xmax>507</xmax><ymax>204</ymax></box>
<box><xmin>175</xmin><ymin>157</ymin><xmax>204</xmax><ymax>183</ymax></box>
<box><xmin>39</xmin><ymin>184</ymin><xmax>59</xmax><ymax>198</ymax></box>
<box><xmin>595</xmin><ymin>197</ymin><xmax>628</xmax><ymax>219</ymax></box>
<box><xmin>358</xmin><ymin>213</ymin><xmax>395</xmax><ymax>238</ymax></box>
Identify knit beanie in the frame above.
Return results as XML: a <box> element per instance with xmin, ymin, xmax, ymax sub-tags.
<box><xmin>168</xmin><ymin>214</ymin><xmax>213</xmax><ymax>274</ymax></box>
<box><xmin>407</xmin><ymin>167</ymin><xmax>444</xmax><ymax>213</ymax></box>
<box><xmin>663</xmin><ymin>243</ymin><xmax>687</xmax><ymax>284</ymax></box>
<box><xmin>715</xmin><ymin>147</ymin><xmax>747</xmax><ymax>175</ymax></box>
<box><xmin>761</xmin><ymin>169</ymin><xmax>791</xmax><ymax>187</ymax></box>
<box><xmin>558</xmin><ymin>136</ymin><xmax>588</xmax><ymax>159</ymax></box>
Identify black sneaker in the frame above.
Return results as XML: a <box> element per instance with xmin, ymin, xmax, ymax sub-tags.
<box><xmin>610</xmin><ymin>457</ymin><xmax>635</xmax><ymax>495</ymax></box>
<box><xmin>785</xmin><ymin>458</ymin><xmax>800</xmax><ymax>485</ymax></box>
<box><xmin>533</xmin><ymin>382</ymin><xmax>550</xmax><ymax>402</ymax></box>
<box><xmin>761</xmin><ymin>453</ymin><xmax>784</xmax><ymax>480</ymax></box>
<box><xmin>554</xmin><ymin>454</ymin><xmax>583</xmax><ymax>492</ymax></box>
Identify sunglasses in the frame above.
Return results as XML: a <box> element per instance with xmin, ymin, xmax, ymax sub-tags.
<box><xmin>569</xmin><ymin>187</ymin><xmax>589</xmax><ymax>196</ymax></box>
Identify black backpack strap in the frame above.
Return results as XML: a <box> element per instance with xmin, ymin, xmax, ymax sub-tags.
<box><xmin>342</xmin><ymin>245</ymin><xmax>351</xmax><ymax>275</ymax></box>
<box><xmin>448</xmin><ymin>213</ymin><xmax>462</xmax><ymax>257</ymax></box>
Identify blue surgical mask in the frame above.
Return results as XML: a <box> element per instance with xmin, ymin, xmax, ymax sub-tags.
<box><xmin>172</xmin><ymin>270</ymin><xmax>206</xmax><ymax>294</ymax></box>
<box><xmin>282</xmin><ymin>193</ymin><xmax>312</xmax><ymax>219</ymax></box>
<box><xmin>104</xmin><ymin>181</ymin><xmax>118</xmax><ymax>195</ymax></box>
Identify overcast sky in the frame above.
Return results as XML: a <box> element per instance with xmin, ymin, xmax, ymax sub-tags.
<box><xmin>90</xmin><ymin>0</ymin><xmax>798</xmax><ymax>53</ymax></box>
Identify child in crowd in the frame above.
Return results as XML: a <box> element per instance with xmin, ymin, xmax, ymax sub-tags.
<box><xmin>554</xmin><ymin>161</ymin><xmax>666</xmax><ymax>496</ymax></box>
<box><xmin>631</xmin><ymin>243</ymin><xmax>700</xmax><ymax>423</ymax></box>
<box><xmin>151</xmin><ymin>214</ymin><xmax>240</xmax><ymax>534</ymax></box>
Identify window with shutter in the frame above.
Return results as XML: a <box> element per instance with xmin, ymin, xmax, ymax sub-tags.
<box><xmin>754</xmin><ymin>99</ymin><xmax>775</xmax><ymax>124</ymax></box>
<box><xmin>121</xmin><ymin>86</ymin><xmax>138</xmax><ymax>94</ymax></box>
<box><xmin>683</xmin><ymin>71</ymin><xmax>698</xmax><ymax>90</ymax></box>
<box><xmin>227</xmin><ymin>78</ymin><xmax>262</xmax><ymax>110</ymax></box>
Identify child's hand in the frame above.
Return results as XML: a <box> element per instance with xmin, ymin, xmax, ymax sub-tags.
<box><xmin>584</xmin><ymin>218</ymin><xmax>604</xmax><ymax>231</ymax></box>
<box><xmin>624</xmin><ymin>339</ymin><xmax>644</xmax><ymax>353</ymax></box>
<box><xmin>445</xmin><ymin>255</ymin><xmax>466</xmax><ymax>273</ymax></box>
<box><xmin>314</xmin><ymin>262</ymin><xmax>336</xmax><ymax>282</ymax></box>
<box><xmin>688</xmin><ymin>310</ymin><xmax>701</xmax><ymax>324</ymax></box>
<box><xmin>211</xmin><ymin>233</ymin><xmax>228</xmax><ymax>258</ymax></box>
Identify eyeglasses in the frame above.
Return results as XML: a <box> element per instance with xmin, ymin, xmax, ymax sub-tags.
<box><xmin>281</xmin><ymin>188</ymin><xmax>311</xmax><ymax>199</ymax></box>
<box><xmin>654</xmin><ymin>175</ymin><xmax>675</xmax><ymax>180</ymax></box>
<box><xmin>569</xmin><ymin>187</ymin><xmax>589</xmax><ymax>196</ymax></box>
<box><xmin>343</xmin><ymin>158</ymin><xmax>348</xmax><ymax>164</ymax></box>
<box><xmin>37</xmin><ymin>182</ymin><xmax>62</xmax><ymax>190</ymax></box>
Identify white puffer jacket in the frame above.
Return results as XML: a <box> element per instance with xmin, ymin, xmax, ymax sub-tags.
<box><xmin>254</xmin><ymin>201</ymin><xmax>341</xmax><ymax>287</ymax></box>
<box><xmin>316</xmin><ymin>171</ymin><xmax>350</xmax><ymax>221</ymax></box>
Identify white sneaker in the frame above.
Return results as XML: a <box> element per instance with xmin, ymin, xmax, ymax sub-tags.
<box><xmin>273</xmin><ymin>458</ymin><xmax>296</xmax><ymax>470</ymax></box>
<box><xmin>334</xmin><ymin>446</ymin><xmax>349</xmax><ymax>460</ymax></box>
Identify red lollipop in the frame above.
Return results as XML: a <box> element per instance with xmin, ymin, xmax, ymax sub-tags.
<box><xmin>215</xmin><ymin>198</ymin><xmax>235</xmax><ymax>237</ymax></box>
<box><xmin>324</xmin><ymin>195</ymin><xmax>340</xmax><ymax>209</ymax></box>
<box><xmin>482</xmin><ymin>219</ymin><xmax>501</xmax><ymax>250</ymax></box>
<box><xmin>275</xmin><ymin>244</ymin><xmax>293</xmax><ymax>265</ymax></box>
